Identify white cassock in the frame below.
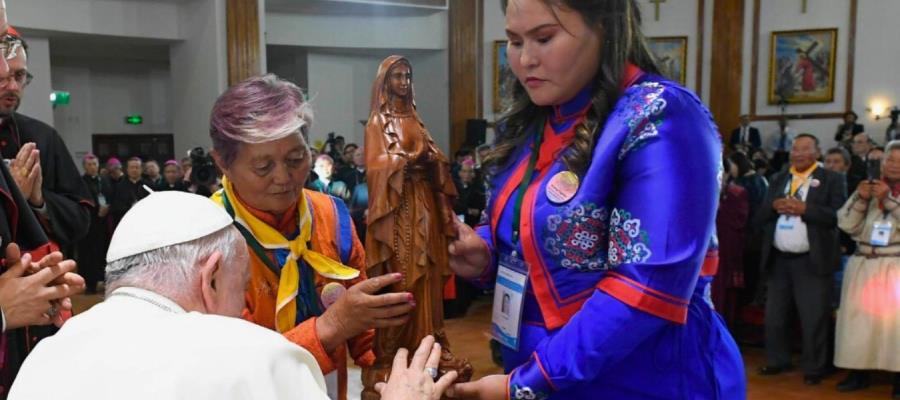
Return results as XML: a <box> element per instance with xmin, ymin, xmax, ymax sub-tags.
<box><xmin>9</xmin><ymin>287</ymin><xmax>329</xmax><ymax>400</ymax></box>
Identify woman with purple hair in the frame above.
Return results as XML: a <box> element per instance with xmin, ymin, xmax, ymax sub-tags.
<box><xmin>207</xmin><ymin>74</ymin><xmax>427</xmax><ymax>400</ymax></box>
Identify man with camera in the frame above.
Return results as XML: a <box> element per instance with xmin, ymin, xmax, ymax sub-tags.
<box><xmin>185</xmin><ymin>147</ymin><xmax>219</xmax><ymax>197</ymax></box>
<box><xmin>0</xmin><ymin>27</ymin><xmax>92</xmax><ymax>247</ymax></box>
<box><xmin>755</xmin><ymin>133</ymin><xmax>846</xmax><ymax>385</ymax></box>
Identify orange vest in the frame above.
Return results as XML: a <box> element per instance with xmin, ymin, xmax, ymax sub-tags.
<box><xmin>237</xmin><ymin>190</ymin><xmax>373</xmax><ymax>400</ymax></box>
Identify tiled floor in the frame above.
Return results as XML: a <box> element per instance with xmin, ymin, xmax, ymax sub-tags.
<box><xmin>71</xmin><ymin>294</ymin><xmax>895</xmax><ymax>399</ymax></box>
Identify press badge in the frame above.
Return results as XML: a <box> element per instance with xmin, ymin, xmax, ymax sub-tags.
<box><xmin>777</xmin><ymin>215</ymin><xmax>796</xmax><ymax>231</ymax></box>
<box><xmin>870</xmin><ymin>220</ymin><xmax>893</xmax><ymax>247</ymax></box>
<box><xmin>492</xmin><ymin>252</ymin><xmax>528</xmax><ymax>351</ymax></box>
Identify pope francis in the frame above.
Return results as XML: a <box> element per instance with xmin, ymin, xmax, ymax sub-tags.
<box><xmin>8</xmin><ymin>191</ymin><xmax>329</xmax><ymax>399</ymax></box>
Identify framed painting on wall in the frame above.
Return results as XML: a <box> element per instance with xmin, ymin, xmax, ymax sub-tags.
<box><xmin>493</xmin><ymin>40</ymin><xmax>514</xmax><ymax>113</ymax></box>
<box><xmin>768</xmin><ymin>28</ymin><xmax>837</xmax><ymax>104</ymax></box>
<box><xmin>647</xmin><ymin>36</ymin><xmax>687</xmax><ymax>86</ymax></box>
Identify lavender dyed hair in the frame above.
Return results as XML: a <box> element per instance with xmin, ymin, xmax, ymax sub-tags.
<box><xmin>209</xmin><ymin>74</ymin><xmax>313</xmax><ymax>167</ymax></box>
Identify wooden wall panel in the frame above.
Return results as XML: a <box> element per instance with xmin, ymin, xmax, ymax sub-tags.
<box><xmin>227</xmin><ymin>0</ymin><xmax>261</xmax><ymax>86</ymax></box>
<box><xmin>449</xmin><ymin>0</ymin><xmax>482</xmax><ymax>155</ymax></box>
<box><xmin>709</xmin><ymin>0</ymin><xmax>745</xmax><ymax>142</ymax></box>
<box><xmin>696</xmin><ymin>0</ymin><xmax>706</xmax><ymax>96</ymax></box>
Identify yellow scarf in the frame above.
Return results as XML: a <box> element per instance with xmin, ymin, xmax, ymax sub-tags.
<box><xmin>788</xmin><ymin>163</ymin><xmax>818</xmax><ymax>196</ymax></box>
<box><xmin>211</xmin><ymin>176</ymin><xmax>359</xmax><ymax>333</ymax></box>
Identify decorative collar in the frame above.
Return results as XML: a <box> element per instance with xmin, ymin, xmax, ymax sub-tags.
<box><xmin>552</xmin><ymin>86</ymin><xmax>593</xmax><ymax>124</ymax></box>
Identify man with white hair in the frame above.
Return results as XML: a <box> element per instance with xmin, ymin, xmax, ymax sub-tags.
<box><xmin>9</xmin><ymin>191</ymin><xmax>329</xmax><ymax>399</ymax></box>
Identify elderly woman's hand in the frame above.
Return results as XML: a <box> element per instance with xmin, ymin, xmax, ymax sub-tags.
<box><xmin>376</xmin><ymin>335</ymin><xmax>458</xmax><ymax>400</ymax></box>
<box><xmin>316</xmin><ymin>273</ymin><xmax>415</xmax><ymax>352</ymax></box>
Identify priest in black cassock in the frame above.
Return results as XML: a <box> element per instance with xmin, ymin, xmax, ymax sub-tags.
<box><xmin>0</xmin><ymin>29</ymin><xmax>92</xmax><ymax>247</ymax></box>
<box><xmin>77</xmin><ymin>154</ymin><xmax>111</xmax><ymax>294</ymax></box>
<box><xmin>0</xmin><ymin>22</ymin><xmax>86</xmax><ymax>394</ymax></box>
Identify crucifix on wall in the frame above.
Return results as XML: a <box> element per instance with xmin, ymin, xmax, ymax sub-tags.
<box><xmin>649</xmin><ymin>0</ymin><xmax>666</xmax><ymax>21</ymax></box>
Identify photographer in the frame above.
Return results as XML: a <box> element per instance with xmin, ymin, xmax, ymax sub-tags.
<box><xmin>834</xmin><ymin>141</ymin><xmax>900</xmax><ymax>396</ymax></box>
<box><xmin>834</xmin><ymin>111</ymin><xmax>865</xmax><ymax>147</ymax></box>
<box><xmin>184</xmin><ymin>147</ymin><xmax>219</xmax><ymax>197</ymax></box>
<box><xmin>885</xmin><ymin>108</ymin><xmax>899</xmax><ymax>144</ymax></box>
<box><xmin>322</xmin><ymin>132</ymin><xmax>345</xmax><ymax>167</ymax></box>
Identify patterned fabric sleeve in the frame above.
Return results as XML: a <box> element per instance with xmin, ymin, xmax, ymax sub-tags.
<box><xmin>509</xmin><ymin>86</ymin><xmax>721</xmax><ymax>397</ymax></box>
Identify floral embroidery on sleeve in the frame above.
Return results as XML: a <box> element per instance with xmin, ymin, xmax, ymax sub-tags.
<box><xmin>618</xmin><ymin>82</ymin><xmax>668</xmax><ymax>160</ymax></box>
<box><xmin>543</xmin><ymin>203</ymin><xmax>609</xmax><ymax>271</ymax></box>
<box><xmin>608</xmin><ymin>208</ymin><xmax>652</xmax><ymax>267</ymax></box>
<box><xmin>512</xmin><ymin>385</ymin><xmax>549</xmax><ymax>400</ymax></box>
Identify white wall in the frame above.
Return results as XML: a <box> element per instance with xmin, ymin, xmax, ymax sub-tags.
<box><xmin>742</xmin><ymin>0</ymin><xmax>848</xmax><ymax>150</ymax></box>
<box><xmin>301</xmin><ymin>49</ymin><xmax>449</xmax><ymax>152</ymax></box>
<box><xmin>738</xmin><ymin>0</ymin><xmax>900</xmax><ymax>151</ymax></box>
<box><xmin>266</xmin><ymin>6</ymin><xmax>450</xmax><ymax>153</ymax></box>
<box><xmin>170</xmin><ymin>0</ymin><xmax>228</xmax><ymax>155</ymax></box>
<box><xmin>10</xmin><ymin>0</ymin><xmax>225</xmax><ymax>160</ymax></box>
<box><xmin>7</xmin><ymin>0</ymin><xmax>181</xmax><ymax>41</ymax></box>
<box><xmin>481</xmin><ymin>0</ymin><xmax>900</xmax><ymax>152</ymax></box>
<box><xmin>51</xmin><ymin>57</ymin><xmax>172</xmax><ymax>165</ymax></box>
<box><xmin>266</xmin><ymin>11</ymin><xmax>447</xmax><ymax>50</ymax></box>
<box><xmin>481</xmin><ymin>0</ymin><xmax>504</xmax><ymax>128</ymax></box>
<box><xmin>17</xmin><ymin>37</ymin><xmax>54</xmax><ymax>126</ymax></box>
<box><xmin>638</xmin><ymin>0</ymin><xmax>701</xmax><ymax>93</ymax></box>
<box><xmin>852</xmin><ymin>0</ymin><xmax>900</xmax><ymax>145</ymax></box>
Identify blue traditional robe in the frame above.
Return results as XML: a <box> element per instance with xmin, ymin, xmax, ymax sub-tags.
<box><xmin>472</xmin><ymin>74</ymin><xmax>746</xmax><ymax>399</ymax></box>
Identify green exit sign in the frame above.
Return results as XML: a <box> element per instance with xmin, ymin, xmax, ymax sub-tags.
<box><xmin>125</xmin><ymin>115</ymin><xmax>143</xmax><ymax>125</ymax></box>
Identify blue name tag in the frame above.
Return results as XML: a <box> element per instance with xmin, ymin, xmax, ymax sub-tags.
<box><xmin>871</xmin><ymin>220</ymin><xmax>892</xmax><ymax>247</ymax></box>
<box><xmin>492</xmin><ymin>252</ymin><xmax>528</xmax><ymax>351</ymax></box>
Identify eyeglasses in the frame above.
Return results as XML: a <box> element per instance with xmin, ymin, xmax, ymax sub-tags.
<box><xmin>0</xmin><ymin>35</ymin><xmax>24</xmax><ymax>61</ymax></box>
<box><xmin>0</xmin><ymin>70</ymin><xmax>32</xmax><ymax>88</ymax></box>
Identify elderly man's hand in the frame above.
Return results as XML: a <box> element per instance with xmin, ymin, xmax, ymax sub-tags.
<box><xmin>376</xmin><ymin>335</ymin><xmax>458</xmax><ymax>400</ymax></box>
<box><xmin>0</xmin><ymin>244</ymin><xmax>84</xmax><ymax>330</ymax></box>
<box><xmin>316</xmin><ymin>272</ymin><xmax>414</xmax><ymax>352</ymax></box>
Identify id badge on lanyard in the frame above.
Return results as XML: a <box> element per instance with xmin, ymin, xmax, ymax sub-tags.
<box><xmin>871</xmin><ymin>219</ymin><xmax>893</xmax><ymax>247</ymax></box>
<box><xmin>491</xmin><ymin>251</ymin><xmax>529</xmax><ymax>351</ymax></box>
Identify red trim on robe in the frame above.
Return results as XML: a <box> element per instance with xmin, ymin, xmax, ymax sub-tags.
<box><xmin>701</xmin><ymin>249</ymin><xmax>719</xmax><ymax>277</ymax></box>
<box><xmin>596</xmin><ymin>276</ymin><xmax>688</xmax><ymax>324</ymax></box>
<box><xmin>533</xmin><ymin>352</ymin><xmax>558</xmax><ymax>391</ymax></box>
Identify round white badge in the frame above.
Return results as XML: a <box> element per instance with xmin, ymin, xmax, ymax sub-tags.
<box><xmin>320</xmin><ymin>282</ymin><xmax>347</xmax><ymax>309</ymax></box>
<box><xmin>546</xmin><ymin>171</ymin><xmax>580</xmax><ymax>204</ymax></box>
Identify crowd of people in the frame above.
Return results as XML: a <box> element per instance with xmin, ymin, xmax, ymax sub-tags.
<box><xmin>1</xmin><ymin>0</ymin><xmax>897</xmax><ymax>398</ymax></box>
<box><xmin>74</xmin><ymin>153</ymin><xmax>220</xmax><ymax>294</ymax></box>
<box><xmin>725</xmin><ymin>113</ymin><xmax>900</xmax><ymax>397</ymax></box>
